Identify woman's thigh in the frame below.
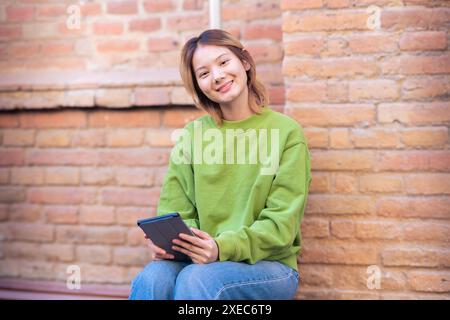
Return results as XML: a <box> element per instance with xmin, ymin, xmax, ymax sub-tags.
<box><xmin>174</xmin><ymin>260</ymin><xmax>299</xmax><ymax>300</ymax></box>
<box><xmin>129</xmin><ymin>260</ymin><xmax>190</xmax><ymax>300</ymax></box>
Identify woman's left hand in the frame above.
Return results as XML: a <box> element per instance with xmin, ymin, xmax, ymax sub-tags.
<box><xmin>172</xmin><ymin>227</ymin><xmax>219</xmax><ymax>264</ymax></box>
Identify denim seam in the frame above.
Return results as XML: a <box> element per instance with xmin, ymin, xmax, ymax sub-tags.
<box><xmin>213</xmin><ymin>271</ymin><xmax>296</xmax><ymax>300</ymax></box>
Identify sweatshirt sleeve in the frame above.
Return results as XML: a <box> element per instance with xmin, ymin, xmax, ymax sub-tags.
<box><xmin>156</xmin><ymin>126</ymin><xmax>199</xmax><ymax>229</ymax></box>
<box><xmin>214</xmin><ymin>128</ymin><xmax>312</xmax><ymax>264</ymax></box>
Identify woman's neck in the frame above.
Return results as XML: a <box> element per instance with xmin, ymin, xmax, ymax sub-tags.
<box><xmin>220</xmin><ymin>89</ymin><xmax>255</xmax><ymax>121</ymax></box>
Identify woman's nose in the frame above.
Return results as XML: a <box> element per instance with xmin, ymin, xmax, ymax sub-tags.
<box><xmin>212</xmin><ymin>68</ymin><xmax>224</xmax><ymax>82</ymax></box>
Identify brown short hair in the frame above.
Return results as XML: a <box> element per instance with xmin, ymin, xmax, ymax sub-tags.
<box><xmin>179</xmin><ymin>29</ymin><xmax>269</xmax><ymax>127</ymax></box>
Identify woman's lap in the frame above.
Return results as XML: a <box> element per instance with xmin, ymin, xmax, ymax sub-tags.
<box><xmin>129</xmin><ymin>260</ymin><xmax>298</xmax><ymax>300</ymax></box>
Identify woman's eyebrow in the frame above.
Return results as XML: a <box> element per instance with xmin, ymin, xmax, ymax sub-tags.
<box><xmin>195</xmin><ymin>53</ymin><xmax>229</xmax><ymax>72</ymax></box>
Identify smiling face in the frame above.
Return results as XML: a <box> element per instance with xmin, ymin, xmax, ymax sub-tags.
<box><xmin>192</xmin><ymin>44</ymin><xmax>251</xmax><ymax>106</ymax></box>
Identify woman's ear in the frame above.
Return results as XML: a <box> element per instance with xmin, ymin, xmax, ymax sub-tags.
<box><xmin>243</xmin><ymin>60</ymin><xmax>251</xmax><ymax>71</ymax></box>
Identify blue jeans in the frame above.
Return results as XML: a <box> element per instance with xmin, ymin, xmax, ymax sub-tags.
<box><xmin>129</xmin><ymin>260</ymin><xmax>299</xmax><ymax>300</ymax></box>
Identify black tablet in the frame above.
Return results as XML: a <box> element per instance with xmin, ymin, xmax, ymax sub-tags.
<box><xmin>137</xmin><ymin>212</ymin><xmax>195</xmax><ymax>262</ymax></box>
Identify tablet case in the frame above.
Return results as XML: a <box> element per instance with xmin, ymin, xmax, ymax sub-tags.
<box><xmin>137</xmin><ymin>212</ymin><xmax>194</xmax><ymax>262</ymax></box>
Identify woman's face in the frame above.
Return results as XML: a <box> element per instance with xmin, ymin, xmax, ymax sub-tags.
<box><xmin>192</xmin><ymin>44</ymin><xmax>250</xmax><ymax>105</ymax></box>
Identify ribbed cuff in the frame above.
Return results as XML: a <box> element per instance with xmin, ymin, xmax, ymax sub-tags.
<box><xmin>214</xmin><ymin>231</ymin><xmax>236</xmax><ymax>261</ymax></box>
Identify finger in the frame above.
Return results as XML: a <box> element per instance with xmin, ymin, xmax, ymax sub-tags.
<box><xmin>190</xmin><ymin>228</ymin><xmax>211</xmax><ymax>240</ymax></box>
<box><xmin>172</xmin><ymin>245</ymin><xmax>203</xmax><ymax>262</ymax></box>
<box><xmin>178</xmin><ymin>232</ymin><xmax>207</xmax><ymax>247</ymax></box>
<box><xmin>172</xmin><ymin>238</ymin><xmax>204</xmax><ymax>255</ymax></box>
<box><xmin>151</xmin><ymin>244</ymin><xmax>166</xmax><ymax>255</ymax></box>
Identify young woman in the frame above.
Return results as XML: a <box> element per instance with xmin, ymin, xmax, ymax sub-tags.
<box><xmin>129</xmin><ymin>29</ymin><xmax>312</xmax><ymax>300</ymax></box>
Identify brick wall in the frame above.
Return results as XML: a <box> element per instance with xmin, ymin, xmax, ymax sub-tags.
<box><xmin>281</xmin><ymin>0</ymin><xmax>450</xmax><ymax>299</ymax></box>
<box><xmin>0</xmin><ymin>0</ymin><xmax>449</xmax><ymax>299</ymax></box>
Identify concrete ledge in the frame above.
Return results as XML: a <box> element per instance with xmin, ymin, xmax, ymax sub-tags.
<box><xmin>0</xmin><ymin>278</ymin><xmax>129</xmax><ymax>300</ymax></box>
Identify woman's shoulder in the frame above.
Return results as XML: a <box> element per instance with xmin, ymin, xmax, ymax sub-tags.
<box><xmin>266</xmin><ymin>107</ymin><xmax>307</xmax><ymax>143</ymax></box>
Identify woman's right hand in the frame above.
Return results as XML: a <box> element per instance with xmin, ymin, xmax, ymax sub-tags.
<box><xmin>145</xmin><ymin>236</ymin><xmax>175</xmax><ymax>261</ymax></box>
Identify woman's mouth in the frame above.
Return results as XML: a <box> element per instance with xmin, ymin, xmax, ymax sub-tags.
<box><xmin>217</xmin><ymin>81</ymin><xmax>233</xmax><ymax>93</ymax></box>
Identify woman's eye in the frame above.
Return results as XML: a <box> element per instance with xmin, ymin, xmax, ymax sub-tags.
<box><xmin>221</xmin><ymin>60</ymin><xmax>229</xmax><ymax>66</ymax></box>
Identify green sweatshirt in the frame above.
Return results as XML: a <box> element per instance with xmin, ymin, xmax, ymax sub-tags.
<box><xmin>156</xmin><ymin>106</ymin><xmax>312</xmax><ymax>271</ymax></box>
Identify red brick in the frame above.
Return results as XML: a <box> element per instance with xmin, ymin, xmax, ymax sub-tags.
<box><xmin>20</xmin><ymin>111</ymin><xmax>87</xmax><ymax>129</ymax></box>
<box><xmin>301</xmin><ymin>218</ymin><xmax>330</xmax><ymax>238</ymax></box>
<box><xmin>400</xmin><ymin>128</ymin><xmax>448</xmax><ymax>147</ymax></box>
<box><xmin>304</xmin><ymin>128</ymin><xmax>329</xmax><ymax>149</ymax></box>
<box><xmin>113</xmin><ymin>247</ymin><xmax>150</xmax><ymax>266</ymax></box>
<box><xmin>0</xmin><ymin>114</ymin><xmax>20</xmax><ymax>128</ymax></box>
<box><xmin>399</xmin><ymin>31</ymin><xmax>446</xmax><ymax>51</ymax></box>
<box><xmin>116</xmin><ymin>168</ymin><xmax>154</xmax><ymax>187</ymax></box>
<box><xmin>107</xmin><ymin>1</ymin><xmax>138</xmax><ymax>14</ymax></box>
<box><xmin>243</xmin><ymin>24</ymin><xmax>282</xmax><ymax>41</ymax></box>
<box><xmin>407</xmin><ymin>271</ymin><xmax>450</xmax><ymax>293</ymax></box>
<box><xmin>286</xmin><ymin>105</ymin><xmax>375</xmax><ymax>127</ymax></box>
<box><xmin>284</xmin><ymin>57</ymin><xmax>378</xmax><ymax>78</ymax></box>
<box><xmin>129</xmin><ymin>18</ymin><xmax>161</xmax><ymax>32</ymax></box>
<box><xmin>8</xmin><ymin>204</ymin><xmax>41</xmax><ymax>222</ymax></box>
<box><xmin>360</xmin><ymin>174</ymin><xmax>403</xmax><ymax>193</ymax></box>
<box><xmin>45</xmin><ymin>167</ymin><xmax>80</xmax><ymax>185</ymax></box>
<box><xmin>281</xmin><ymin>0</ymin><xmax>323</xmax><ymax>10</ymax></box>
<box><xmin>44</xmin><ymin>205</ymin><xmax>78</xmax><ymax>224</ymax></box>
<box><xmin>299</xmin><ymin>240</ymin><xmax>378</xmax><ymax>265</ymax></box>
<box><xmin>81</xmin><ymin>168</ymin><xmax>115</xmax><ymax>186</ymax></box>
<box><xmin>56</xmin><ymin>226</ymin><xmax>126</xmax><ymax>245</ymax></box>
<box><xmin>134</xmin><ymin>87</ymin><xmax>171</xmax><ymax>105</ymax></box>
<box><xmin>167</xmin><ymin>14</ymin><xmax>207</xmax><ymax>31</ymax></box>
<box><xmin>162</xmin><ymin>108</ymin><xmax>205</xmax><ymax>128</ymax></box>
<box><xmin>355</xmin><ymin>221</ymin><xmax>403</xmax><ymax>240</ymax></box>
<box><xmin>405</xmin><ymin>174</ymin><xmax>450</xmax><ymax>195</ymax></box>
<box><xmin>36</xmin><ymin>5</ymin><xmax>66</xmax><ymax>18</ymax></box>
<box><xmin>382</xmin><ymin>54</ymin><xmax>450</xmax><ymax>75</ymax></box>
<box><xmin>0</xmin><ymin>25</ymin><xmax>22</xmax><ymax>40</ymax></box>
<box><xmin>76</xmin><ymin>245</ymin><xmax>112</xmax><ymax>264</ymax></box>
<box><xmin>382</xmin><ymin>246</ymin><xmax>450</xmax><ymax>268</ymax></box>
<box><xmin>183</xmin><ymin>0</ymin><xmax>204</xmax><ymax>10</ymax></box>
<box><xmin>3</xmin><ymin>129</ymin><xmax>34</xmax><ymax>147</ymax></box>
<box><xmin>312</xmin><ymin>150</ymin><xmax>375</xmax><ymax>171</ymax></box>
<box><xmin>80</xmin><ymin>2</ymin><xmax>102</xmax><ymax>16</ymax></box>
<box><xmin>0</xmin><ymin>187</ymin><xmax>25</xmax><ymax>203</ymax></box>
<box><xmin>246</xmin><ymin>44</ymin><xmax>283</xmax><ymax>63</ymax></box>
<box><xmin>144</xmin><ymin>0</ymin><xmax>175</xmax><ymax>12</ymax></box>
<box><xmin>11</xmin><ymin>167</ymin><xmax>45</xmax><ymax>185</ymax></box>
<box><xmin>79</xmin><ymin>206</ymin><xmax>115</xmax><ymax>225</ymax></box>
<box><xmin>8</xmin><ymin>223</ymin><xmax>54</xmax><ymax>242</ymax></box>
<box><xmin>79</xmin><ymin>264</ymin><xmax>128</xmax><ymax>284</ymax></box>
<box><xmin>402</xmin><ymin>77</ymin><xmax>450</xmax><ymax>100</ymax></box>
<box><xmin>93</xmin><ymin>22</ymin><xmax>124</xmax><ymax>35</ymax></box>
<box><xmin>0</xmin><ymin>149</ymin><xmax>25</xmax><ymax>166</ymax></box>
<box><xmin>299</xmin><ymin>265</ymin><xmax>333</xmax><ymax>287</ymax></box>
<box><xmin>285</xmin><ymin>36</ymin><xmax>325</xmax><ymax>56</ymax></box>
<box><xmin>330</xmin><ymin>219</ymin><xmax>356</xmax><ymax>239</ymax></box>
<box><xmin>36</xmin><ymin>130</ymin><xmax>71</xmax><ymax>148</ymax></box>
<box><xmin>72</xmin><ymin>129</ymin><xmax>106</xmax><ymax>148</ymax></box>
<box><xmin>116</xmin><ymin>207</ymin><xmax>150</xmax><ymax>226</ymax></box>
<box><xmin>325</xmin><ymin>0</ymin><xmax>350</xmax><ymax>8</ymax></box>
<box><xmin>101</xmin><ymin>187</ymin><xmax>160</xmax><ymax>207</ymax></box>
<box><xmin>267</xmin><ymin>86</ymin><xmax>285</xmax><ymax>105</ymax></box>
<box><xmin>378</xmin><ymin>196</ymin><xmax>450</xmax><ymax>219</ymax></box>
<box><xmin>28</xmin><ymin>187</ymin><xmax>97</xmax><ymax>205</ymax></box>
<box><xmin>99</xmin><ymin>149</ymin><xmax>168</xmax><ymax>166</ymax></box>
<box><xmin>97</xmin><ymin>40</ymin><xmax>140</xmax><ymax>53</ymax></box>
<box><xmin>283</xmin><ymin>11</ymin><xmax>369</xmax><ymax>32</ymax></box>
<box><xmin>27</xmin><ymin>150</ymin><xmax>99</xmax><ymax>166</ymax></box>
<box><xmin>287</xmin><ymin>82</ymin><xmax>327</xmax><ymax>102</ymax></box>
<box><xmin>333</xmin><ymin>173</ymin><xmax>357</xmax><ymax>193</ymax></box>
<box><xmin>329</xmin><ymin>128</ymin><xmax>352</xmax><ymax>149</ymax></box>
<box><xmin>350</xmin><ymin>128</ymin><xmax>398</xmax><ymax>148</ymax></box>
<box><xmin>8</xmin><ymin>42</ymin><xmax>40</xmax><ymax>57</ymax></box>
<box><xmin>106</xmin><ymin>129</ymin><xmax>144</xmax><ymax>147</ymax></box>
<box><xmin>6</xmin><ymin>5</ymin><xmax>35</xmax><ymax>22</ymax></box>
<box><xmin>349</xmin><ymin>80</ymin><xmax>399</xmax><ymax>101</ymax></box>
<box><xmin>378</xmin><ymin>102</ymin><xmax>450</xmax><ymax>125</ymax></box>
<box><xmin>309</xmin><ymin>172</ymin><xmax>331</xmax><ymax>193</ymax></box>
<box><xmin>307</xmin><ymin>194</ymin><xmax>374</xmax><ymax>214</ymax></box>
<box><xmin>348</xmin><ymin>34</ymin><xmax>398</xmax><ymax>53</ymax></box>
<box><xmin>222</xmin><ymin>2</ymin><xmax>281</xmax><ymax>21</ymax></box>
<box><xmin>89</xmin><ymin>110</ymin><xmax>161</xmax><ymax>128</ymax></box>
<box><xmin>382</xmin><ymin>8</ymin><xmax>449</xmax><ymax>30</ymax></box>
<box><xmin>376</xmin><ymin>150</ymin><xmax>450</xmax><ymax>172</ymax></box>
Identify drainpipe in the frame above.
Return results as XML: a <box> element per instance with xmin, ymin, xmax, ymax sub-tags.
<box><xmin>209</xmin><ymin>0</ymin><xmax>221</xmax><ymax>29</ymax></box>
